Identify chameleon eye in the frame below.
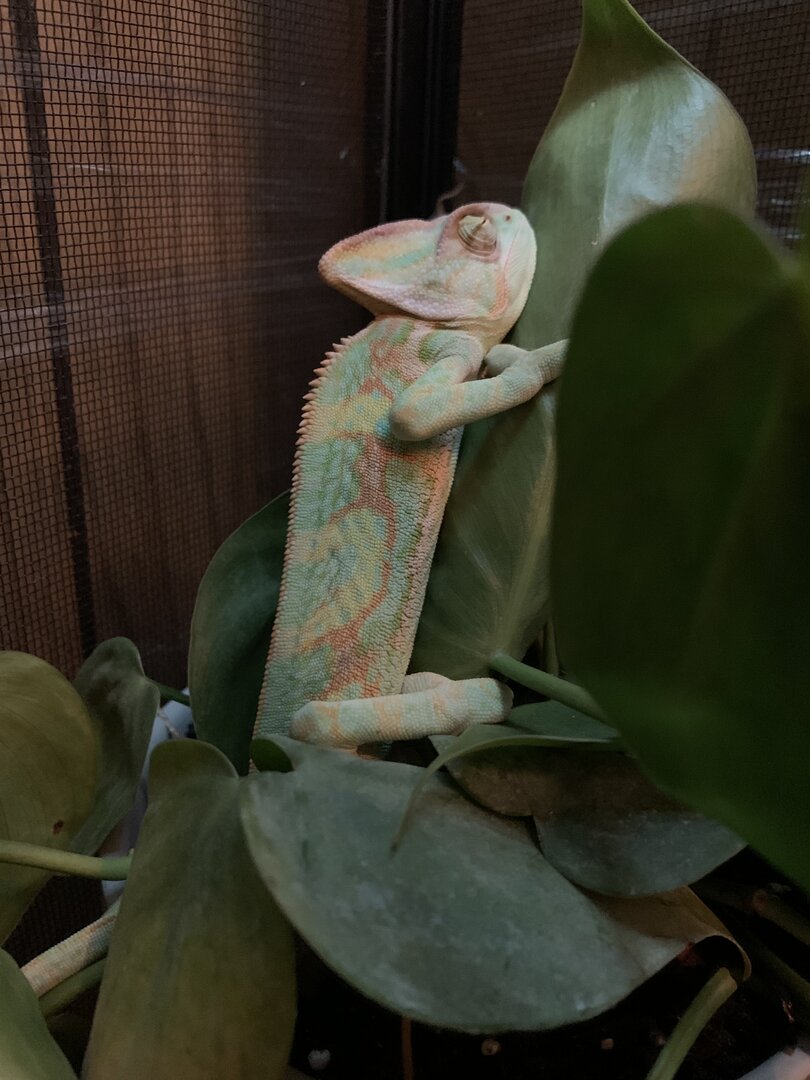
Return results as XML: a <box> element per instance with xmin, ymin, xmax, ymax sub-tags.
<box><xmin>458</xmin><ymin>214</ymin><xmax>497</xmax><ymax>254</ymax></box>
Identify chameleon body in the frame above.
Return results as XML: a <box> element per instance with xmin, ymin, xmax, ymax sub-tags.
<box><xmin>256</xmin><ymin>203</ymin><xmax>565</xmax><ymax>749</ymax></box>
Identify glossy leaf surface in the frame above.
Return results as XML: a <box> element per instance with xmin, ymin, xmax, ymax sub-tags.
<box><xmin>188</xmin><ymin>492</ymin><xmax>288</xmax><ymax>773</ymax></box>
<box><xmin>71</xmin><ymin>639</ymin><xmax>159</xmax><ymax>855</ymax></box>
<box><xmin>243</xmin><ymin>737</ymin><xmax>739</xmax><ymax>1033</ymax></box>
<box><xmin>0</xmin><ymin>951</ymin><xmax>76</xmax><ymax>1079</ymax></box>
<box><xmin>553</xmin><ymin>204</ymin><xmax>810</xmax><ymax>888</ymax></box>
<box><xmin>84</xmin><ymin>740</ymin><xmax>295</xmax><ymax>1079</ymax></box>
<box><xmin>0</xmin><ymin>654</ymin><xmax>97</xmax><ymax>942</ymax></box>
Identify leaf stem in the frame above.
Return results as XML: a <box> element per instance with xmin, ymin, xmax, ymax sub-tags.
<box><xmin>644</xmin><ymin>968</ymin><xmax>737</xmax><ymax>1080</ymax></box>
<box><xmin>39</xmin><ymin>958</ymin><xmax>106</xmax><ymax>1018</ymax></box>
<box><xmin>152</xmin><ymin>681</ymin><xmax>191</xmax><ymax>708</ymax></box>
<box><xmin>541</xmin><ymin>620</ymin><xmax>560</xmax><ymax>678</ymax></box>
<box><xmin>0</xmin><ymin>840</ymin><xmax>131</xmax><ymax>880</ymax></box>
<box><xmin>697</xmin><ymin>880</ymin><xmax>810</xmax><ymax>948</ymax></box>
<box><xmin>489</xmin><ymin>653</ymin><xmax>608</xmax><ymax>721</ymax></box>
<box><xmin>726</xmin><ymin>922</ymin><xmax>810</xmax><ymax>1029</ymax></box>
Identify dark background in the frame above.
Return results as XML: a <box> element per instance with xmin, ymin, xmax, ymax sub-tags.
<box><xmin>2</xmin><ymin>0</ymin><xmax>808</xmax><ymax>687</ymax></box>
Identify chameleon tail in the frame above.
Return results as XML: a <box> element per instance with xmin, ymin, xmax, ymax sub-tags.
<box><xmin>289</xmin><ymin>672</ymin><xmax>512</xmax><ymax>749</ymax></box>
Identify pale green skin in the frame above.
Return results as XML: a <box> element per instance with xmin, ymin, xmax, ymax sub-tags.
<box><xmin>256</xmin><ymin>203</ymin><xmax>566</xmax><ymax>749</ymax></box>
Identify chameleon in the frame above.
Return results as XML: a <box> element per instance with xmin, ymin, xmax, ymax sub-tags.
<box><xmin>255</xmin><ymin>202</ymin><xmax>566</xmax><ymax>750</ymax></box>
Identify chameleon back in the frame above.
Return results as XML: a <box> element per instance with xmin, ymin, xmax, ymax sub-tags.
<box><xmin>255</xmin><ymin>317</ymin><xmax>462</xmax><ymax>737</ymax></box>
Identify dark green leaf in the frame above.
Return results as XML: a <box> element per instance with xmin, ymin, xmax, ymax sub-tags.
<box><xmin>0</xmin><ymin>654</ymin><xmax>98</xmax><ymax>942</ymax></box>
<box><xmin>188</xmin><ymin>492</ymin><xmax>288</xmax><ymax>774</ymax></box>
<box><xmin>553</xmin><ymin>203</ymin><xmax>810</xmax><ymax>888</ymax></box>
<box><xmin>0</xmin><ymin>951</ymin><xmax>76</xmax><ymax>1078</ymax></box>
<box><xmin>71</xmin><ymin>639</ymin><xmax>160</xmax><ymax>856</ymax></box>
<box><xmin>250</xmin><ymin>738</ymin><xmax>294</xmax><ymax>773</ymax></box>
<box><xmin>242</xmin><ymin>737</ymin><xmax>742</xmax><ymax>1033</ymax></box>
<box><xmin>510</xmin><ymin>700</ymin><xmax>620</xmax><ymax>741</ymax></box>
<box><xmin>84</xmin><ymin>740</ymin><xmax>295</xmax><ymax>1079</ymax></box>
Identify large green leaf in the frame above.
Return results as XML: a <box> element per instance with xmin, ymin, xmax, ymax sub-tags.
<box><xmin>0</xmin><ymin>951</ymin><xmax>76</xmax><ymax>1079</ymax></box>
<box><xmin>0</xmin><ymin>654</ymin><xmax>98</xmax><ymax>943</ymax></box>
<box><xmin>414</xmin><ymin>0</ymin><xmax>755</xmax><ymax>680</ymax></box>
<box><xmin>514</xmin><ymin>0</ymin><xmax>756</xmax><ymax>350</ymax></box>
<box><xmin>188</xmin><ymin>492</ymin><xmax>288</xmax><ymax>774</ymax></box>
<box><xmin>83</xmin><ymin>740</ymin><xmax>295</xmax><ymax>1079</ymax></box>
<box><xmin>413</xmin><ymin>387</ymin><xmax>556</xmax><ymax>677</ymax></box>
<box><xmin>552</xmin><ymin>203</ymin><xmax>810</xmax><ymax>888</ymax></box>
<box><xmin>71</xmin><ymin>639</ymin><xmax>159</xmax><ymax>856</ymax></box>
<box><xmin>242</xmin><ymin>737</ymin><xmax>740</xmax><ymax>1033</ymax></box>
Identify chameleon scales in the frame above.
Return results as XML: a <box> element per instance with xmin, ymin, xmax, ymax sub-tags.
<box><xmin>255</xmin><ymin>203</ymin><xmax>565</xmax><ymax>750</ymax></box>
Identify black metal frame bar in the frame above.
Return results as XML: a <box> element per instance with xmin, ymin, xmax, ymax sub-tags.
<box><xmin>366</xmin><ymin>0</ymin><xmax>465</xmax><ymax>223</ymax></box>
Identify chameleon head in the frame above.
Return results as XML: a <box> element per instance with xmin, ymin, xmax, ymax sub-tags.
<box><xmin>318</xmin><ymin>203</ymin><xmax>536</xmax><ymax>348</ymax></box>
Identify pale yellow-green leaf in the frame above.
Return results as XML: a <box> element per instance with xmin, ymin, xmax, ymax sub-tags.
<box><xmin>0</xmin><ymin>654</ymin><xmax>98</xmax><ymax>942</ymax></box>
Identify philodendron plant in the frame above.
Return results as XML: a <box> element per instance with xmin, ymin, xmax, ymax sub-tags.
<box><xmin>4</xmin><ymin>0</ymin><xmax>808</xmax><ymax>1077</ymax></box>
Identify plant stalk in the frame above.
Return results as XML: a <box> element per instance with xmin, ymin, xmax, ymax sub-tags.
<box><xmin>697</xmin><ymin>880</ymin><xmax>810</xmax><ymax>949</ymax></box>
<box><xmin>39</xmin><ymin>958</ymin><xmax>106</xmax><ymax>1018</ymax></box>
<box><xmin>731</xmin><ymin>926</ymin><xmax>810</xmax><ymax>1029</ymax></box>
<box><xmin>645</xmin><ymin>968</ymin><xmax>737</xmax><ymax>1080</ymax></box>
<box><xmin>152</xmin><ymin>681</ymin><xmax>191</xmax><ymax>708</ymax></box>
<box><xmin>0</xmin><ymin>840</ymin><xmax>131</xmax><ymax>880</ymax></box>
<box><xmin>489</xmin><ymin>653</ymin><xmax>608</xmax><ymax>721</ymax></box>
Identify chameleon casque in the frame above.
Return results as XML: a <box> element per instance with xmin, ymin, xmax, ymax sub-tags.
<box><xmin>255</xmin><ymin>202</ymin><xmax>565</xmax><ymax>750</ymax></box>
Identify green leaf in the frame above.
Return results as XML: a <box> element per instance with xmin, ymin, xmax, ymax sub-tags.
<box><xmin>552</xmin><ymin>203</ymin><xmax>810</xmax><ymax>888</ymax></box>
<box><xmin>242</xmin><ymin>737</ymin><xmax>742</xmax><ymax>1033</ymax></box>
<box><xmin>412</xmin><ymin>385</ymin><xmax>557</xmax><ymax>677</ymax></box>
<box><xmin>0</xmin><ymin>654</ymin><xmax>98</xmax><ymax>943</ymax></box>
<box><xmin>434</xmin><ymin>737</ymin><xmax>743</xmax><ymax>897</ymax></box>
<box><xmin>250</xmin><ymin>738</ymin><xmax>294</xmax><ymax>773</ymax></box>
<box><xmin>0</xmin><ymin>951</ymin><xmax>76</xmax><ymax>1079</ymax></box>
<box><xmin>188</xmin><ymin>491</ymin><xmax>288</xmax><ymax>774</ymax></box>
<box><xmin>514</xmin><ymin>0</ymin><xmax>756</xmax><ymax>350</ymax></box>
<box><xmin>510</xmin><ymin>700</ymin><xmax>620</xmax><ymax>741</ymax></box>
<box><xmin>414</xmin><ymin>0</ymin><xmax>755</xmax><ymax>681</ymax></box>
<box><xmin>83</xmin><ymin>740</ymin><xmax>295</xmax><ymax>1079</ymax></box>
<box><xmin>71</xmin><ymin>639</ymin><xmax>160</xmax><ymax>856</ymax></box>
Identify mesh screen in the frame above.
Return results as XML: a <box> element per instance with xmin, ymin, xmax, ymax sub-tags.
<box><xmin>2</xmin><ymin>1</ymin><xmax>808</xmax><ymax>685</ymax></box>
<box><xmin>1</xmin><ymin>0</ymin><xmax>368</xmax><ymax>684</ymax></box>
<box><xmin>458</xmin><ymin>0</ymin><xmax>809</xmax><ymax>246</ymax></box>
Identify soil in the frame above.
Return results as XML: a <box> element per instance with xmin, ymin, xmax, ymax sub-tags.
<box><xmin>290</xmin><ymin>940</ymin><xmax>794</xmax><ymax>1080</ymax></box>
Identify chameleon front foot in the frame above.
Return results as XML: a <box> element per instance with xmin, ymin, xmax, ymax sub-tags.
<box><xmin>289</xmin><ymin>673</ymin><xmax>513</xmax><ymax>750</ymax></box>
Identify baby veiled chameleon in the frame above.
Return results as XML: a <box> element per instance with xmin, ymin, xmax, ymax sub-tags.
<box><xmin>255</xmin><ymin>203</ymin><xmax>565</xmax><ymax>750</ymax></box>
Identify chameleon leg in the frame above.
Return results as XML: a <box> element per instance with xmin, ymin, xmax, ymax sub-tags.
<box><xmin>289</xmin><ymin>672</ymin><xmax>513</xmax><ymax>750</ymax></box>
<box><xmin>390</xmin><ymin>339</ymin><xmax>567</xmax><ymax>442</ymax></box>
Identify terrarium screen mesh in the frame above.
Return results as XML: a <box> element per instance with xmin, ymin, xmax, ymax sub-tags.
<box><xmin>458</xmin><ymin>0</ymin><xmax>809</xmax><ymax>245</ymax></box>
<box><xmin>1</xmin><ymin>0</ymin><xmax>367</xmax><ymax>683</ymax></box>
<box><xmin>2</xmin><ymin>0</ymin><xmax>809</xmax><ymax>688</ymax></box>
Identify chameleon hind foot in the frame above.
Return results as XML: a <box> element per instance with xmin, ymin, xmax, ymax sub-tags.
<box><xmin>289</xmin><ymin>672</ymin><xmax>513</xmax><ymax>750</ymax></box>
